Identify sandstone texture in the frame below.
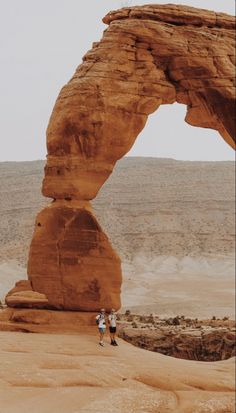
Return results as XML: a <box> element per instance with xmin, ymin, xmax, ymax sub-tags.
<box><xmin>0</xmin><ymin>330</ymin><xmax>235</xmax><ymax>413</ymax></box>
<box><xmin>5</xmin><ymin>291</ymin><xmax>49</xmax><ymax>309</ymax></box>
<box><xmin>6</xmin><ymin>280</ymin><xmax>32</xmax><ymax>295</ymax></box>
<box><xmin>28</xmin><ymin>201</ymin><xmax>121</xmax><ymax>311</ymax></box>
<box><xmin>5</xmin><ymin>4</ymin><xmax>236</xmax><ymax>311</ymax></box>
<box><xmin>43</xmin><ymin>4</ymin><xmax>235</xmax><ymax>200</ymax></box>
<box><xmin>0</xmin><ymin>307</ymin><xmax>98</xmax><ymax>333</ymax></box>
<box><xmin>118</xmin><ymin>314</ymin><xmax>236</xmax><ymax>361</ymax></box>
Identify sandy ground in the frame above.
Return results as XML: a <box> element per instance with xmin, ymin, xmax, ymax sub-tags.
<box><xmin>0</xmin><ymin>330</ymin><xmax>235</xmax><ymax>413</ymax></box>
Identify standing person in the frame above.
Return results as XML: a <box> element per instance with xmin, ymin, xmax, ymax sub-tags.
<box><xmin>96</xmin><ymin>308</ymin><xmax>106</xmax><ymax>346</ymax></box>
<box><xmin>108</xmin><ymin>309</ymin><xmax>118</xmax><ymax>346</ymax></box>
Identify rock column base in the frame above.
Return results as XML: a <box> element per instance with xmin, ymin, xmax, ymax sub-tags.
<box><xmin>0</xmin><ymin>308</ymin><xmax>98</xmax><ymax>334</ymax></box>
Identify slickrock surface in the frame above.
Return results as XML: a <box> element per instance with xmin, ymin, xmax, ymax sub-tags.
<box><xmin>0</xmin><ymin>330</ymin><xmax>235</xmax><ymax>413</ymax></box>
<box><xmin>0</xmin><ymin>309</ymin><xmax>235</xmax><ymax>362</ymax></box>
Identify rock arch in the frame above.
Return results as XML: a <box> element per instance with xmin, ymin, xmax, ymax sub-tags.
<box><xmin>7</xmin><ymin>4</ymin><xmax>236</xmax><ymax>311</ymax></box>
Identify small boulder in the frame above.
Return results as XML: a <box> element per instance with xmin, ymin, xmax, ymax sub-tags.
<box><xmin>5</xmin><ymin>291</ymin><xmax>49</xmax><ymax>309</ymax></box>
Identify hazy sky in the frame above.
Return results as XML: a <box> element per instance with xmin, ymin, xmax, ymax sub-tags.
<box><xmin>0</xmin><ymin>0</ymin><xmax>235</xmax><ymax>161</ymax></box>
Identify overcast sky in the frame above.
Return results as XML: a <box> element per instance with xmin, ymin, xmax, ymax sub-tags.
<box><xmin>0</xmin><ymin>0</ymin><xmax>235</xmax><ymax>161</ymax></box>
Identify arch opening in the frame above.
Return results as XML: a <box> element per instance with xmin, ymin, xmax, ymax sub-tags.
<box><xmin>93</xmin><ymin>105</ymin><xmax>235</xmax><ymax>317</ymax></box>
<box><xmin>126</xmin><ymin>103</ymin><xmax>235</xmax><ymax>161</ymax></box>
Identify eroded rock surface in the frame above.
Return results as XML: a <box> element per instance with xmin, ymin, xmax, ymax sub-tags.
<box><xmin>0</xmin><ymin>308</ymin><xmax>97</xmax><ymax>332</ymax></box>
<box><xmin>28</xmin><ymin>201</ymin><xmax>121</xmax><ymax>310</ymax></box>
<box><xmin>5</xmin><ymin>291</ymin><xmax>49</xmax><ymax>309</ymax></box>
<box><xmin>43</xmin><ymin>4</ymin><xmax>235</xmax><ymax>200</ymax></box>
<box><xmin>6</xmin><ymin>4</ymin><xmax>235</xmax><ymax>311</ymax></box>
<box><xmin>119</xmin><ymin>327</ymin><xmax>236</xmax><ymax>361</ymax></box>
<box><xmin>0</xmin><ymin>330</ymin><xmax>235</xmax><ymax>413</ymax></box>
<box><xmin>118</xmin><ymin>314</ymin><xmax>236</xmax><ymax>361</ymax></box>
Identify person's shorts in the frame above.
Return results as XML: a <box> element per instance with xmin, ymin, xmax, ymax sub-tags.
<box><xmin>99</xmin><ymin>327</ymin><xmax>106</xmax><ymax>333</ymax></box>
<box><xmin>109</xmin><ymin>326</ymin><xmax>116</xmax><ymax>333</ymax></box>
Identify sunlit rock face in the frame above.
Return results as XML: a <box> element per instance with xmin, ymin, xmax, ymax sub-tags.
<box><xmin>27</xmin><ymin>202</ymin><xmax>121</xmax><ymax>311</ymax></box>
<box><xmin>6</xmin><ymin>4</ymin><xmax>235</xmax><ymax>311</ymax></box>
<box><xmin>43</xmin><ymin>4</ymin><xmax>235</xmax><ymax>200</ymax></box>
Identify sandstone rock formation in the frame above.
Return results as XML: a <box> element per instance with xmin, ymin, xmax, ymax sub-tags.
<box><xmin>5</xmin><ymin>291</ymin><xmax>49</xmax><ymax>309</ymax></box>
<box><xmin>0</xmin><ymin>307</ymin><xmax>98</xmax><ymax>333</ymax></box>
<box><xmin>118</xmin><ymin>314</ymin><xmax>236</xmax><ymax>361</ymax></box>
<box><xmin>28</xmin><ymin>201</ymin><xmax>121</xmax><ymax>310</ymax></box>
<box><xmin>119</xmin><ymin>326</ymin><xmax>236</xmax><ymax>361</ymax></box>
<box><xmin>6</xmin><ymin>4</ymin><xmax>235</xmax><ymax>311</ymax></box>
<box><xmin>43</xmin><ymin>4</ymin><xmax>235</xmax><ymax>201</ymax></box>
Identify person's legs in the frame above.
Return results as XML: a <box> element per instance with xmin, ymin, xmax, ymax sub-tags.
<box><xmin>113</xmin><ymin>335</ymin><xmax>118</xmax><ymax>345</ymax></box>
<box><xmin>113</xmin><ymin>328</ymin><xmax>118</xmax><ymax>345</ymax></box>
<box><xmin>110</xmin><ymin>327</ymin><xmax>117</xmax><ymax>345</ymax></box>
<box><xmin>99</xmin><ymin>328</ymin><xmax>105</xmax><ymax>345</ymax></box>
<box><xmin>109</xmin><ymin>327</ymin><xmax>118</xmax><ymax>345</ymax></box>
<box><xmin>109</xmin><ymin>327</ymin><xmax>113</xmax><ymax>344</ymax></box>
<box><xmin>100</xmin><ymin>330</ymin><xmax>103</xmax><ymax>342</ymax></box>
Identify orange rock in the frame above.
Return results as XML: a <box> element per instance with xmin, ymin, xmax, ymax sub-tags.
<box><xmin>42</xmin><ymin>5</ymin><xmax>235</xmax><ymax>200</ymax></box>
<box><xmin>27</xmin><ymin>201</ymin><xmax>121</xmax><ymax>311</ymax></box>
<box><xmin>6</xmin><ymin>280</ymin><xmax>32</xmax><ymax>296</ymax></box>
<box><xmin>6</xmin><ymin>291</ymin><xmax>49</xmax><ymax>309</ymax></box>
<box><xmin>5</xmin><ymin>4</ymin><xmax>235</xmax><ymax>313</ymax></box>
<box><xmin>0</xmin><ymin>308</ymin><xmax>98</xmax><ymax>333</ymax></box>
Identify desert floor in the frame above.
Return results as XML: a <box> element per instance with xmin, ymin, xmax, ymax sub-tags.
<box><xmin>0</xmin><ymin>330</ymin><xmax>235</xmax><ymax>413</ymax></box>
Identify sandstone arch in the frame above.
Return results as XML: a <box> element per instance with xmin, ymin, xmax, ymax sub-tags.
<box><xmin>42</xmin><ymin>4</ymin><xmax>235</xmax><ymax>202</ymax></box>
<box><xmin>7</xmin><ymin>4</ymin><xmax>236</xmax><ymax>311</ymax></box>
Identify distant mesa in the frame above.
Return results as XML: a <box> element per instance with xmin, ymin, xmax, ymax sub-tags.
<box><xmin>4</xmin><ymin>4</ymin><xmax>235</xmax><ymax>313</ymax></box>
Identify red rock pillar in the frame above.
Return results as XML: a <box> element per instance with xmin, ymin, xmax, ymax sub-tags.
<box><xmin>27</xmin><ymin>201</ymin><xmax>122</xmax><ymax>311</ymax></box>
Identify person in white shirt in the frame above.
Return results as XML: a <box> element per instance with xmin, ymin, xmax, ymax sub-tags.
<box><xmin>108</xmin><ymin>309</ymin><xmax>118</xmax><ymax>346</ymax></box>
<box><xmin>95</xmin><ymin>308</ymin><xmax>106</xmax><ymax>346</ymax></box>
